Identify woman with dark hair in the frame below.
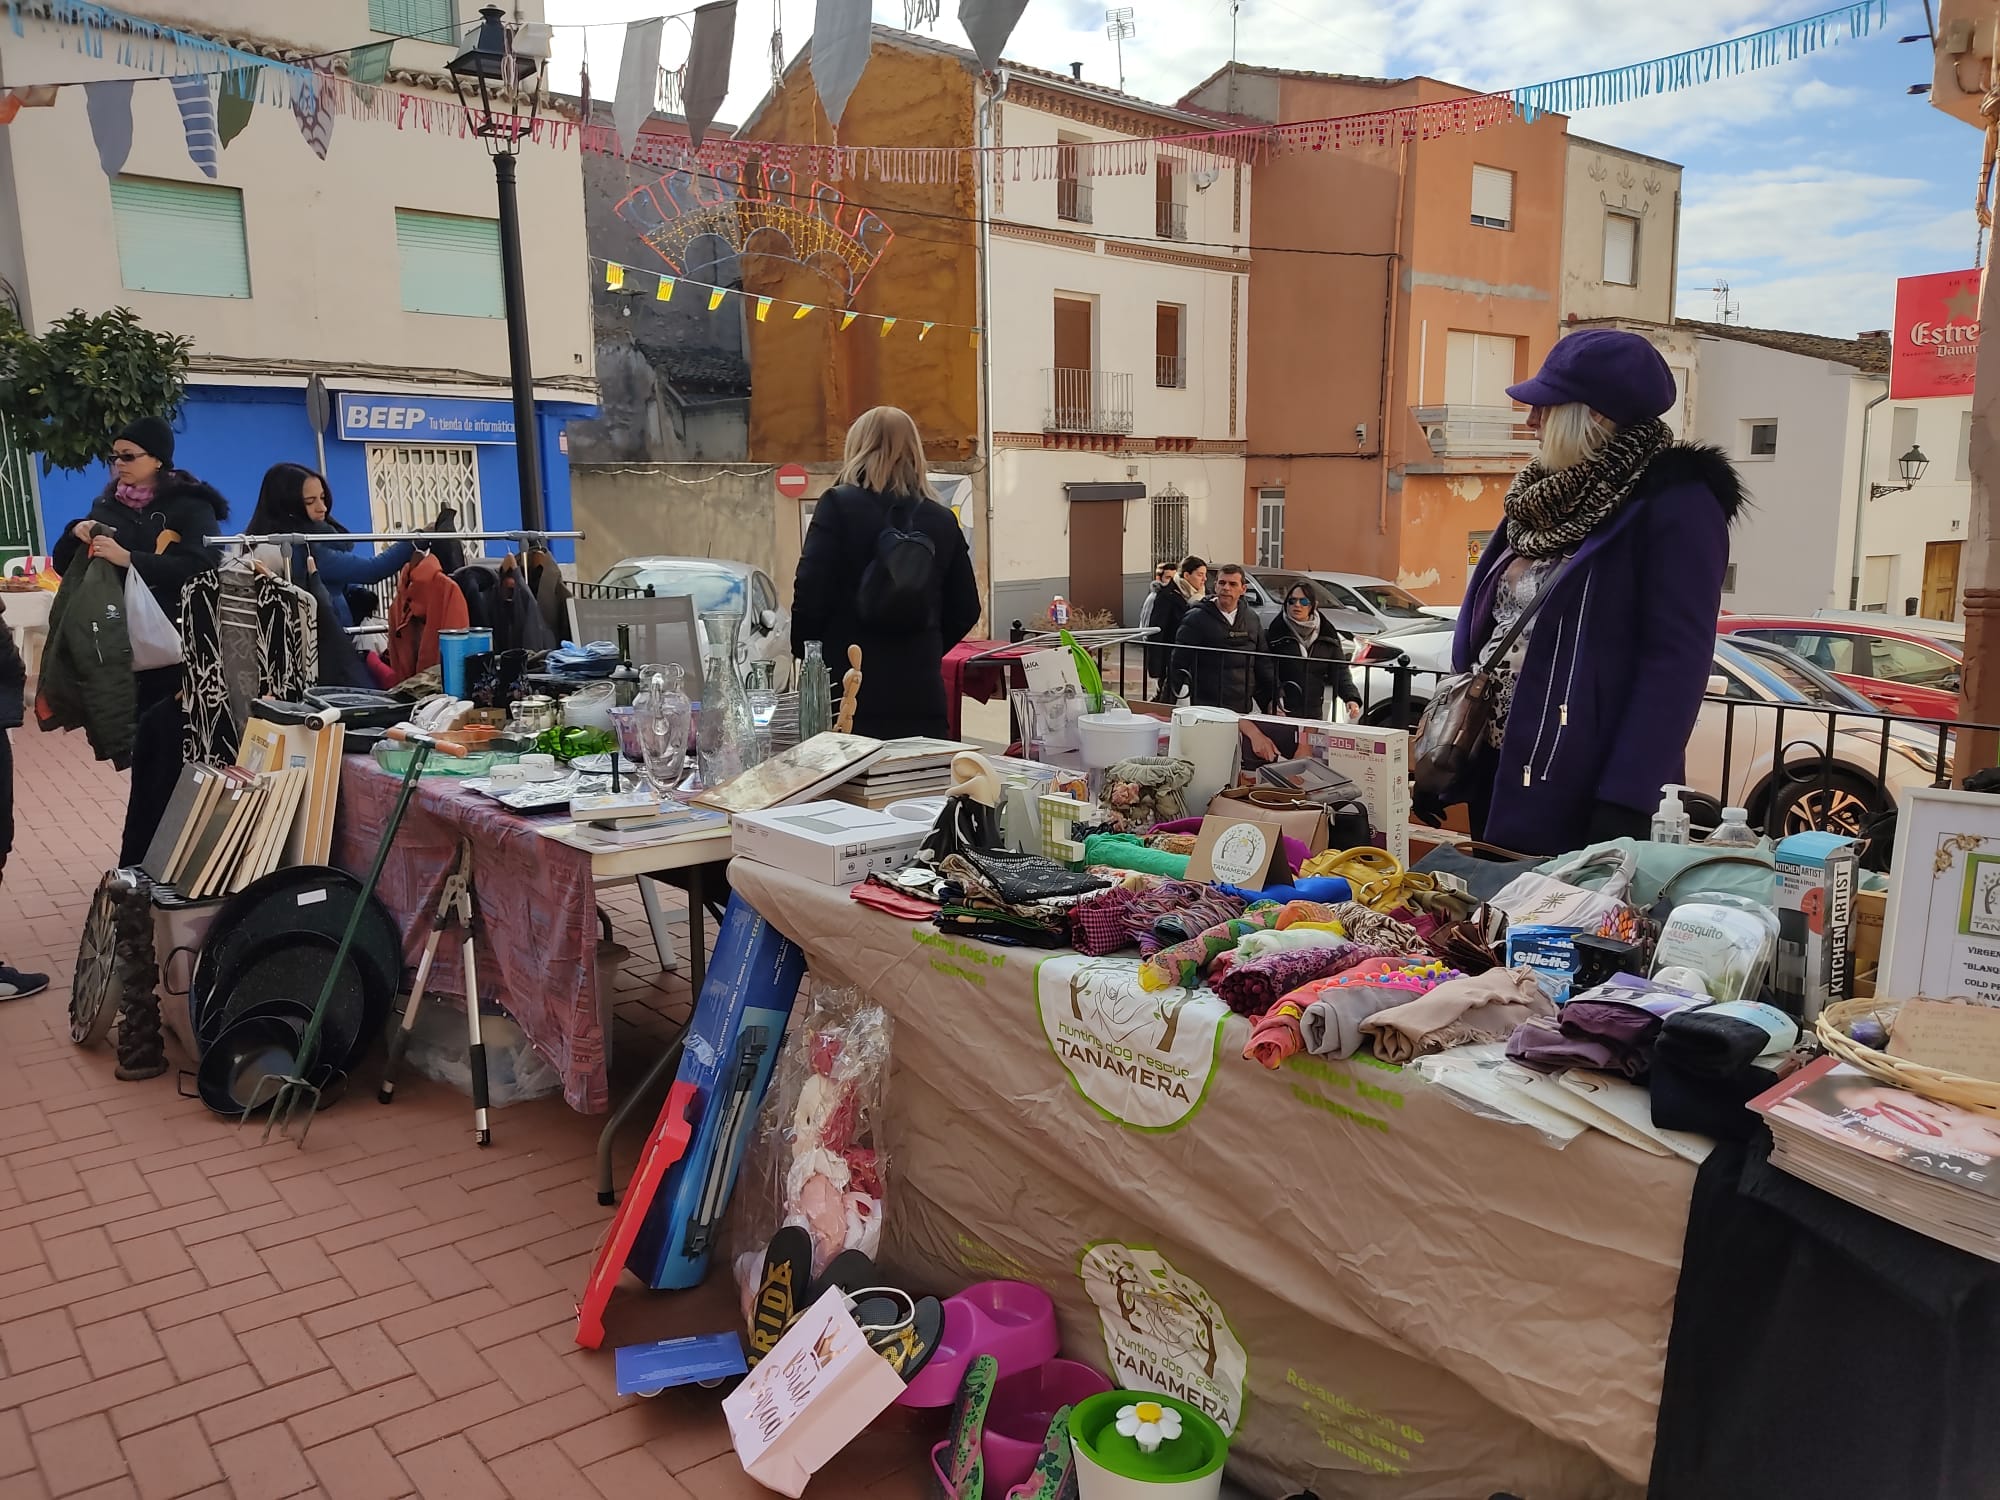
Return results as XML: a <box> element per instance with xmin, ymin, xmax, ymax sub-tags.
<box><xmin>246</xmin><ymin>463</ymin><xmax>412</xmax><ymax>629</ymax></box>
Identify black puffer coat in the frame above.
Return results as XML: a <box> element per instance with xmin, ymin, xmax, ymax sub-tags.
<box><xmin>1170</xmin><ymin>598</ymin><xmax>1276</xmax><ymax>713</ymax></box>
<box><xmin>1266</xmin><ymin>610</ymin><xmax>1361</xmax><ymax>718</ymax></box>
<box><xmin>51</xmin><ymin>471</ymin><xmax>230</xmax><ymax>615</ymax></box>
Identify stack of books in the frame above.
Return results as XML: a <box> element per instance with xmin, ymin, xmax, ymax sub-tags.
<box><xmin>828</xmin><ymin>738</ymin><xmax>969</xmax><ymax>810</ymax></box>
<box><xmin>566</xmin><ymin>799</ymin><xmax>731</xmax><ymax>852</ymax></box>
<box><xmin>1751</xmin><ymin>1056</ymin><xmax>2000</xmax><ymax>1263</ymax></box>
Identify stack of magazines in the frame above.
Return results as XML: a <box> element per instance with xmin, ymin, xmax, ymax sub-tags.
<box><xmin>1751</xmin><ymin>1056</ymin><xmax>2000</xmax><ymax>1263</ymax></box>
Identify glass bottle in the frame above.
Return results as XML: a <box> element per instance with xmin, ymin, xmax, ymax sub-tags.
<box><xmin>696</xmin><ymin>615</ymin><xmax>758</xmax><ymax>787</ymax></box>
<box><xmin>637</xmin><ymin>663</ymin><xmax>691</xmax><ymax>798</ymax></box>
<box><xmin>797</xmin><ymin>641</ymin><xmax>832</xmax><ymax>741</ymax></box>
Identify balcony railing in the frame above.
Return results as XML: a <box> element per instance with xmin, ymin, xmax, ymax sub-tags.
<box><xmin>1412</xmin><ymin>404</ymin><xmax>1539</xmax><ymax>460</ymax></box>
<box><xmin>1155</xmin><ymin>199</ymin><xmax>1187</xmax><ymax>241</ymax></box>
<box><xmin>1044</xmin><ymin>368</ymin><xmax>1135</xmax><ymax>435</ymax></box>
<box><xmin>1156</xmin><ymin>354</ymin><xmax>1185</xmax><ymax>389</ymax></box>
<box><xmin>1057</xmin><ymin>178</ymin><xmax>1093</xmax><ymax>224</ymax></box>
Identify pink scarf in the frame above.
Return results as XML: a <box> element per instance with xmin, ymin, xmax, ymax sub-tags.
<box><xmin>113</xmin><ymin>481</ymin><xmax>156</xmax><ymax>510</ymax></box>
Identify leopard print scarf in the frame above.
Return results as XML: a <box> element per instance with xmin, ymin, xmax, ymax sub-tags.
<box><xmin>1501</xmin><ymin>418</ymin><xmax>1673</xmax><ymax>560</ymax></box>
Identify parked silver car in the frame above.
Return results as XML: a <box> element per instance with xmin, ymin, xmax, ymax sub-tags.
<box><xmin>1247</xmin><ymin>568</ymin><xmax>1454</xmax><ymax>637</ymax></box>
<box><xmin>596</xmin><ymin>556</ymin><xmax>791</xmax><ymax>681</ymax></box>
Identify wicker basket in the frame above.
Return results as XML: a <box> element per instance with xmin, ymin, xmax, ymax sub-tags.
<box><xmin>1815</xmin><ymin>996</ymin><xmax>2000</xmax><ymax>1118</ymax></box>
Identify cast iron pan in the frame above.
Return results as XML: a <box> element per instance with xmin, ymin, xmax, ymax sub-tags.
<box><xmin>202</xmin><ymin>931</ymin><xmax>371</xmax><ymax>1072</ymax></box>
<box><xmin>195</xmin><ymin>1013</ymin><xmax>306</xmax><ymax>1118</ymax></box>
<box><xmin>191</xmin><ymin>866</ymin><xmax>401</xmax><ymax>1050</ymax></box>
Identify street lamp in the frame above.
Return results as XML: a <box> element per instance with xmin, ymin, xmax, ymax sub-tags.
<box><xmin>448</xmin><ymin>5</ymin><xmax>546</xmax><ymax>533</ymax></box>
<box><xmin>1871</xmin><ymin>444</ymin><xmax>1931</xmax><ymax>500</ymax></box>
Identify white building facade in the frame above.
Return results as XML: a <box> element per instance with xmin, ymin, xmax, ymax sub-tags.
<box><xmin>0</xmin><ymin>0</ymin><xmax>595</xmax><ymax>564</ymax></box>
<box><xmin>983</xmin><ymin>74</ymin><xmax>1249</xmax><ymax>629</ymax></box>
<box><xmin>1852</xmin><ymin>393</ymin><xmax>1975</xmax><ymax>619</ymax></box>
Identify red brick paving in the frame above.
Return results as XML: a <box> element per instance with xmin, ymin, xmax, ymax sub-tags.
<box><xmin>0</xmin><ymin>725</ymin><xmax>930</xmax><ymax>1499</ymax></box>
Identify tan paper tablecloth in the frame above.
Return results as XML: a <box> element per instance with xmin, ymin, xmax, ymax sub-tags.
<box><xmin>728</xmin><ymin>858</ymin><xmax>1696</xmax><ymax>1500</ymax></box>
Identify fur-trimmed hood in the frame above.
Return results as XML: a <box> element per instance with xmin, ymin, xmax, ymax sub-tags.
<box><xmin>1634</xmin><ymin>441</ymin><xmax>1748</xmax><ymax>524</ymax></box>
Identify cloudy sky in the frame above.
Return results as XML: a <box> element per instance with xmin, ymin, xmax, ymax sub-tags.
<box><xmin>545</xmin><ymin>0</ymin><xmax>1981</xmax><ymax>337</ymax></box>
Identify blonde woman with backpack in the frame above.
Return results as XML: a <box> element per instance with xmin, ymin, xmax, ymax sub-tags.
<box><xmin>791</xmin><ymin>407</ymin><xmax>981</xmax><ymax>738</ymax></box>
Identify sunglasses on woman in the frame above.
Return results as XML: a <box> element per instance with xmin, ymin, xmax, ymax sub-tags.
<box><xmin>1286</xmin><ymin>595</ymin><xmax>1314</xmax><ymax>608</ymax></box>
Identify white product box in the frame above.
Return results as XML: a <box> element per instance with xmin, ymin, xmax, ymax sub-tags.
<box><xmin>731</xmin><ymin>801</ymin><xmax>928</xmax><ymax>886</ymax></box>
<box><xmin>1238</xmin><ymin>717</ymin><xmax>1414</xmax><ymax>864</ymax></box>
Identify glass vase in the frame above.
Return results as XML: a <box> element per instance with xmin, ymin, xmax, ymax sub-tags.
<box><xmin>637</xmin><ymin>663</ymin><xmax>692</xmax><ymax>798</ymax></box>
<box><xmin>696</xmin><ymin>616</ymin><xmax>759</xmax><ymax>787</ymax></box>
<box><xmin>797</xmin><ymin>640</ymin><xmax>832</xmax><ymax>741</ymax></box>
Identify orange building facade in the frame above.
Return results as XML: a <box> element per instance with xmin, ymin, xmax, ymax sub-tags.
<box><xmin>1183</xmin><ymin>69</ymin><xmax>1567</xmax><ymax>604</ymax></box>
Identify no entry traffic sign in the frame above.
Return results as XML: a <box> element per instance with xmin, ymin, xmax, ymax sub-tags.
<box><xmin>775</xmin><ymin>463</ymin><xmax>811</xmax><ymax>499</ymax></box>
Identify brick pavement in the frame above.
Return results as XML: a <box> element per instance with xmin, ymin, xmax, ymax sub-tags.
<box><xmin>0</xmin><ymin>724</ymin><xmax>931</xmax><ymax>1500</ymax></box>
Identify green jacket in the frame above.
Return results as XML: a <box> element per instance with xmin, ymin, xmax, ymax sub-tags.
<box><xmin>37</xmin><ymin>557</ymin><xmax>136</xmax><ymax>767</ymax></box>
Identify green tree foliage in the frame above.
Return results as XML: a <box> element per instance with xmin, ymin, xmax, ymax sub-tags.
<box><xmin>0</xmin><ymin>307</ymin><xmax>193</xmax><ymax>473</ymax></box>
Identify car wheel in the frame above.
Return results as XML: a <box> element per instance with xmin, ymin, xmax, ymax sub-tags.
<box><xmin>1362</xmin><ymin>697</ymin><xmax>1428</xmax><ymax>731</ymax></box>
<box><xmin>1763</xmin><ymin>768</ymin><xmax>1891</xmax><ymax>844</ymax></box>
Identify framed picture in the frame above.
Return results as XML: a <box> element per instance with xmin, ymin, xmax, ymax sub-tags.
<box><xmin>1880</xmin><ymin>787</ymin><xmax>2000</xmax><ymax>1004</ymax></box>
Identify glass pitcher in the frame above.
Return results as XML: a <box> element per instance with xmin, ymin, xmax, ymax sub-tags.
<box><xmin>636</xmin><ymin>662</ymin><xmax>692</xmax><ymax>798</ymax></box>
<box><xmin>696</xmin><ymin>615</ymin><xmax>759</xmax><ymax>787</ymax></box>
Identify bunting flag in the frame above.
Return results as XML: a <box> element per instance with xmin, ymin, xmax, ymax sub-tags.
<box><xmin>810</xmin><ymin>0</ymin><xmax>872</xmax><ymax>130</ymax></box>
<box><xmin>840</xmin><ymin>311</ymin><xmax>858</xmax><ymax>330</ymax></box>
<box><xmin>919</xmin><ymin>321</ymin><xmax>934</xmax><ymax>339</ymax></box>
<box><xmin>707</xmin><ymin>287</ymin><xmax>726</xmax><ymax>311</ymax></box>
<box><xmin>0</xmin><ymin>84</ymin><xmax>56</xmax><ymax>122</ymax></box>
<box><xmin>792</xmin><ymin>304</ymin><xmax>814</xmax><ymax>319</ymax></box>
<box><xmin>958</xmin><ymin>0</ymin><xmax>1030</xmax><ymax>73</ymax></box>
<box><xmin>613</xmin><ymin>18</ymin><xmax>665</xmax><ymax>159</ymax></box>
<box><xmin>655</xmin><ymin>276</ymin><xmax>675</xmax><ymax>301</ymax></box>
<box><xmin>878</xmin><ymin>317</ymin><xmax>897</xmax><ymax>337</ymax></box>
<box><xmin>82</xmin><ymin>79</ymin><xmax>134</xmax><ymax>176</ymax></box>
<box><xmin>682</xmin><ymin>0</ymin><xmax>735</xmax><ymax>150</ymax></box>
<box><xmin>593</xmin><ymin>256</ymin><xmax>980</xmax><ymax>340</ymax></box>
<box><xmin>347</xmin><ymin>40</ymin><xmax>392</xmax><ymax>86</ymax></box>
<box><xmin>754</xmin><ymin>296</ymin><xmax>772</xmax><ymax>320</ymax></box>
<box><xmin>606</xmin><ymin>264</ymin><xmax>625</xmax><ymax>289</ymax></box>
<box><xmin>290</xmin><ymin>72</ymin><xmax>334</xmax><ymax>159</ymax></box>
<box><xmin>171</xmin><ymin>74</ymin><xmax>217</xmax><ymax>177</ymax></box>
<box><xmin>218</xmin><ymin>65</ymin><xmax>258</xmax><ymax>147</ymax></box>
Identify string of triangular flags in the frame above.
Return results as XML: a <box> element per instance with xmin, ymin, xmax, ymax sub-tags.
<box><xmin>597</xmin><ymin>256</ymin><xmax>982</xmax><ymax>345</ymax></box>
<box><xmin>0</xmin><ymin>0</ymin><xmax>1888</xmax><ymax>183</ymax></box>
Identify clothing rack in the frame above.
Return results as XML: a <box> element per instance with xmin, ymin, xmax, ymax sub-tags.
<box><xmin>208</xmin><ymin>529</ymin><xmax>584</xmax><ymax>547</ymax></box>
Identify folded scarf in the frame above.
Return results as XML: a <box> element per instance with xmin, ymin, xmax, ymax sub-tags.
<box><xmin>1212</xmin><ymin>946</ymin><xmax>1356</xmax><ymax>1018</ymax></box>
<box><xmin>1361</xmin><ymin>969</ymin><xmax>1554</xmax><ymax>1064</ymax></box>
<box><xmin>1069</xmin><ymin>885</ymin><xmax>1141</xmax><ymax>956</ymax></box>
<box><xmin>1245</xmin><ymin>999</ymin><xmax>1307</xmax><ymax>1069</ymax></box>
<box><xmin>1139</xmin><ymin>905</ymin><xmax>1285</xmax><ymax>992</ymax></box>
<box><xmin>1232</xmin><ymin>927</ymin><xmax>1352</xmax><ymax>962</ymax></box>
<box><xmin>1294</xmin><ymin>957</ymin><xmax>1459</xmax><ymax>1059</ymax></box>
<box><xmin>1128</xmin><ymin>884</ymin><xmax>1245</xmax><ymax>955</ymax></box>
<box><xmin>1319</xmin><ymin>902</ymin><xmax>1423</xmax><ymax>953</ymax></box>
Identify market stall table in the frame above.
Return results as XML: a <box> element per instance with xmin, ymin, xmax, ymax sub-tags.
<box><xmin>332</xmin><ymin>758</ymin><xmax>730</xmax><ymax>1161</ymax></box>
<box><xmin>727</xmin><ymin>857</ymin><xmax>1697</xmax><ymax>1500</ymax></box>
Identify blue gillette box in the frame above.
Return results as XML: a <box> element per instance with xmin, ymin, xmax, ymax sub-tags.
<box><xmin>1508</xmin><ymin>925</ymin><xmax>1582</xmax><ymax>1003</ymax></box>
<box><xmin>627</xmin><ymin>894</ymin><xmax>806</xmax><ymax>1290</ymax></box>
<box><xmin>615</xmin><ymin>1333</ymin><xmax>749</xmax><ymax>1396</ymax></box>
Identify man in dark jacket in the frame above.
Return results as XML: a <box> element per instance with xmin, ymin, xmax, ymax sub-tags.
<box><xmin>0</xmin><ymin>597</ymin><xmax>48</xmax><ymax>999</ymax></box>
<box><xmin>792</xmin><ymin>482</ymin><xmax>981</xmax><ymax>739</ymax></box>
<box><xmin>1170</xmin><ymin>563</ymin><xmax>1276</xmax><ymax>714</ymax></box>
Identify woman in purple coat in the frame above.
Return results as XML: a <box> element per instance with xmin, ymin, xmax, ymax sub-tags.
<box><xmin>1450</xmin><ymin>329</ymin><xmax>1746</xmax><ymax>855</ymax></box>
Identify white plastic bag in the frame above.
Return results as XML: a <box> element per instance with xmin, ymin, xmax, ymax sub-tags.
<box><xmin>125</xmin><ymin>567</ymin><xmax>184</xmax><ymax>670</ymax></box>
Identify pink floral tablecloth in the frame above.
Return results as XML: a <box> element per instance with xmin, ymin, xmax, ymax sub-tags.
<box><xmin>332</xmin><ymin>757</ymin><xmax>607</xmax><ymax>1112</ymax></box>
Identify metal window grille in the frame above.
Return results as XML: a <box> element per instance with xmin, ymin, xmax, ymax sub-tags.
<box><xmin>363</xmin><ymin>444</ymin><xmax>483</xmax><ymax>617</ymax></box>
<box><xmin>1150</xmin><ymin>485</ymin><xmax>1188</xmax><ymax>568</ymax></box>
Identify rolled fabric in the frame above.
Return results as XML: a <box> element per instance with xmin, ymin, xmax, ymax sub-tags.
<box><xmin>1293</xmin><ymin>956</ymin><xmax>1446</xmax><ymax>1059</ymax></box>
<box><xmin>1082</xmin><ymin>833</ymin><xmax>1190</xmax><ymax>880</ymax></box>
<box><xmin>1212</xmin><ymin>946</ymin><xmax>1356</xmax><ymax>1017</ymax></box>
<box><xmin>1245</xmin><ymin>1000</ymin><xmax>1306</xmax><ymax>1069</ymax></box>
<box><xmin>1233</xmin><ymin>927</ymin><xmax>1352</xmax><ymax>962</ymax></box>
<box><xmin>1138</xmin><ymin>906</ymin><xmax>1287</xmax><ymax>992</ymax></box>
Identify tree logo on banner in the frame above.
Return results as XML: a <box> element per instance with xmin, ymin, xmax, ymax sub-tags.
<box><xmin>1035</xmin><ymin>954</ymin><xmax>1228</xmax><ymax>1132</ymax></box>
<box><xmin>1079</xmin><ymin>1242</ymin><xmax>1247</xmax><ymax>1434</ymax></box>
<box><xmin>614</xmin><ymin>159</ymin><xmax>895</xmax><ymax>302</ymax></box>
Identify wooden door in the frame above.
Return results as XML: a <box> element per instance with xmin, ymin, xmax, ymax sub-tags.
<box><xmin>1922</xmin><ymin>541</ymin><xmax>1963</xmax><ymax>622</ymax></box>
<box><xmin>1068</xmin><ymin>502</ymin><xmax>1124</xmax><ymax>622</ymax></box>
<box><xmin>1052</xmin><ymin>297</ymin><xmax>1094</xmax><ymax>430</ymax></box>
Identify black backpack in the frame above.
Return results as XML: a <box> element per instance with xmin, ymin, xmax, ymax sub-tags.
<box><xmin>855</xmin><ymin>494</ymin><xmax>936</xmax><ymax>629</ymax></box>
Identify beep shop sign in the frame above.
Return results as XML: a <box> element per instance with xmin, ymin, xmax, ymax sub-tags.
<box><xmin>1890</xmin><ymin>268</ymin><xmax>1982</xmax><ymax>400</ymax></box>
<box><xmin>336</xmin><ymin>393</ymin><xmax>517</xmax><ymax>444</ymax></box>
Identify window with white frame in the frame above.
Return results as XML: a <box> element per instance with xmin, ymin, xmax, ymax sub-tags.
<box><xmin>1602</xmin><ymin>212</ymin><xmax>1638</xmax><ymax>285</ymax></box>
<box><xmin>396</xmin><ymin>210</ymin><xmax>504</xmax><ymax>318</ymax></box>
<box><xmin>1891</xmin><ymin>405</ymin><xmax>1919</xmax><ymax>457</ymax></box>
<box><xmin>1745</xmin><ymin>420</ymin><xmax>1778</xmax><ymax>458</ymax></box>
<box><xmin>109</xmin><ymin>177</ymin><xmax>250</xmax><ymax>298</ymax></box>
<box><xmin>1256</xmin><ymin>488</ymin><xmax>1285</xmax><ymax>568</ymax></box>
<box><xmin>1470</xmin><ymin>165</ymin><xmax>1514</xmax><ymax>230</ymax></box>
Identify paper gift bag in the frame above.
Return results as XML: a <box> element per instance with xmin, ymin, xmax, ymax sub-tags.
<box><xmin>723</xmin><ymin>1288</ymin><xmax>906</xmax><ymax>1496</ymax></box>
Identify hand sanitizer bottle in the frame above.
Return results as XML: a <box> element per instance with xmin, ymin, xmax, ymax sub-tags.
<box><xmin>1650</xmin><ymin>784</ymin><xmax>1691</xmax><ymax>846</ymax></box>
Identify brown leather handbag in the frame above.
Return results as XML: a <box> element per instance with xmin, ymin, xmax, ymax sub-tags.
<box><xmin>1411</xmin><ymin>559</ymin><xmax>1572</xmax><ymax>812</ymax></box>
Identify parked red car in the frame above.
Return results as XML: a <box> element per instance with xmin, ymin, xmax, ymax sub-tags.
<box><xmin>1716</xmin><ymin>615</ymin><xmax>1963</xmax><ymax>721</ymax></box>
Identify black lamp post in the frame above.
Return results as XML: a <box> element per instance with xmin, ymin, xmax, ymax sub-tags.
<box><xmin>1871</xmin><ymin>444</ymin><xmax>1931</xmax><ymax>499</ymax></box>
<box><xmin>448</xmin><ymin>6</ymin><xmax>546</xmax><ymax>534</ymax></box>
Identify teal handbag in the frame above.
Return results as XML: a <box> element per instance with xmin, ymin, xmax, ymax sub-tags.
<box><xmin>1536</xmin><ymin>838</ymin><xmax>1776</xmax><ymax>911</ymax></box>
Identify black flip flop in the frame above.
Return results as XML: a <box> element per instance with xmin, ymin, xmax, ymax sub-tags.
<box><xmin>746</xmin><ymin>1226</ymin><xmax>813</xmax><ymax>1369</ymax></box>
<box><xmin>871</xmin><ymin>1295</ymin><xmax>945</xmax><ymax>1383</ymax></box>
<box><xmin>811</xmin><ymin>1248</ymin><xmax>878</xmax><ymax>1303</ymax></box>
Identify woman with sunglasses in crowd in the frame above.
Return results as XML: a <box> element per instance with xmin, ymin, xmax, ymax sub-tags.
<box><xmin>1266</xmin><ymin>583</ymin><xmax>1363</xmax><ymax>723</ymax></box>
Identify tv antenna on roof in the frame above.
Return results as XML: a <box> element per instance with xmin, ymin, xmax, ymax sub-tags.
<box><xmin>1105</xmin><ymin>7</ymin><xmax>1135</xmax><ymax>92</ymax></box>
<box><xmin>1711</xmin><ymin>280</ymin><xmax>1739</xmax><ymax>325</ymax></box>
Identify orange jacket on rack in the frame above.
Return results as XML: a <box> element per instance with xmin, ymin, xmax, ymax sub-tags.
<box><xmin>387</xmin><ymin>551</ymin><xmax>470</xmax><ymax>683</ymax></box>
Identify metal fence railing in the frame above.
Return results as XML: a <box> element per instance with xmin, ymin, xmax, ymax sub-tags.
<box><xmin>966</xmin><ymin>627</ymin><xmax>1992</xmax><ymax>870</ymax></box>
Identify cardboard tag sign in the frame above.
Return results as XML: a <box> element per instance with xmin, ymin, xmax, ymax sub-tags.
<box><xmin>1888</xmin><ymin>998</ymin><xmax>2000</xmax><ymax>1084</ymax></box>
<box><xmin>1185</xmin><ymin>815</ymin><xmax>1283</xmax><ymax>889</ymax></box>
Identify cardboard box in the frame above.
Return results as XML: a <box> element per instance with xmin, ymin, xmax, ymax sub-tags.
<box><xmin>1205</xmin><ymin>789</ymin><xmax>1331</xmax><ymax>855</ymax></box>
<box><xmin>628</xmin><ymin>894</ymin><xmax>806</xmax><ymax>1290</ymax></box>
<box><xmin>1236</xmin><ymin>715</ymin><xmax>1412</xmax><ymax>863</ymax></box>
<box><xmin>1774</xmin><ymin>832</ymin><xmax>1859</xmax><ymax>1024</ymax></box>
<box><xmin>1854</xmin><ymin>887</ymin><xmax>1887</xmax><ymax>992</ymax></box>
<box><xmin>732</xmin><ymin>801</ymin><xmax>928</xmax><ymax>886</ymax></box>
<box><xmin>1185</xmin><ymin>814</ymin><xmax>1285</xmax><ymax>888</ymax></box>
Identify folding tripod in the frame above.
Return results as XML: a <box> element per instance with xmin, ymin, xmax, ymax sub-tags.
<box><xmin>378</xmin><ymin>838</ymin><xmax>494</xmax><ymax>1146</ymax></box>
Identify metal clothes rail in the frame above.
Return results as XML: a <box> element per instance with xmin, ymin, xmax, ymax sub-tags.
<box><xmin>208</xmin><ymin>529</ymin><xmax>583</xmax><ymax>547</ymax></box>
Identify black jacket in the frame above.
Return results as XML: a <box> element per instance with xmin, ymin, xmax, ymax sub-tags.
<box><xmin>1265</xmin><ymin>610</ymin><xmax>1360</xmax><ymax>717</ymax></box>
<box><xmin>51</xmin><ymin>471</ymin><xmax>229</xmax><ymax>615</ymax></box>
<box><xmin>1171</xmin><ymin>598</ymin><xmax>1276</xmax><ymax>713</ymax></box>
<box><xmin>0</xmin><ymin>595</ymin><xmax>22</xmax><ymax>731</ymax></box>
<box><xmin>1146</xmin><ymin>583</ymin><xmax>1194</xmax><ymax>682</ymax></box>
<box><xmin>791</xmin><ymin>483</ymin><xmax>982</xmax><ymax>739</ymax></box>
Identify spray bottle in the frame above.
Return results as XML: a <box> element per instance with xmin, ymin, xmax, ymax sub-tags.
<box><xmin>1650</xmin><ymin>784</ymin><xmax>1691</xmax><ymax>846</ymax></box>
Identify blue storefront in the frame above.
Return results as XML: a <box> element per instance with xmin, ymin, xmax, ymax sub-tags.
<box><xmin>36</xmin><ymin>381</ymin><xmax>598</xmax><ymax>565</ymax></box>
